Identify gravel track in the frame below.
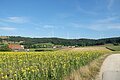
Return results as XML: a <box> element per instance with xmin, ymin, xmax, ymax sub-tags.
<box><xmin>99</xmin><ymin>54</ymin><xmax>120</xmax><ymax>80</ymax></box>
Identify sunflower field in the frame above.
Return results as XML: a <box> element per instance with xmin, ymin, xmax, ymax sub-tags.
<box><xmin>0</xmin><ymin>47</ymin><xmax>110</xmax><ymax>80</ymax></box>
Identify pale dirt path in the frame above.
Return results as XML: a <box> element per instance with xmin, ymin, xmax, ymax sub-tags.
<box><xmin>98</xmin><ymin>54</ymin><xmax>120</xmax><ymax>80</ymax></box>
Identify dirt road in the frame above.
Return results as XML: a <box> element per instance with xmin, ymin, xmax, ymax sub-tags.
<box><xmin>99</xmin><ymin>54</ymin><xmax>120</xmax><ymax>80</ymax></box>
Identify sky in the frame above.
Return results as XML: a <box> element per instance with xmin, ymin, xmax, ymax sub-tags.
<box><xmin>0</xmin><ymin>0</ymin><xmax>120</xmax><ymax>39</ymax></box>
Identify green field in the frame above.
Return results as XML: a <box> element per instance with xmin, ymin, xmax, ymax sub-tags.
<box><xmin>29</xmin><ymin>48</ymin><xmax>57</xmax><ymax>52</ymax></box>
<box><xmin>106</xmin><ymin>46</ymin><xmax>120</xmax><ymax>51</ymax></box>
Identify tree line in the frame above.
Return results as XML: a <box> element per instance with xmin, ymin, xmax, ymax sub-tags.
<box><xmin>2</xmin><ymin>36</ymin><xmax>119</xmax><ymax>48</ymax></box>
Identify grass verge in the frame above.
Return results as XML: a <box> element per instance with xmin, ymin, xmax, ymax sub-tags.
<box><xmin>64</xmin><ymin>54</ymin><xmax>110</xmax><ymax>80</ymax></box>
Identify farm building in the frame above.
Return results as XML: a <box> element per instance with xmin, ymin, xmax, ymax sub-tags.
<box><xmin>8</xmin><ymin>44</ymin><xmax>24</xmax><ymax>51</ymax></box>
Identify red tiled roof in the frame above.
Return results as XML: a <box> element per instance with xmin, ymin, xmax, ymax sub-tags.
<box><xmin>8</xmin><ymin>44</ymin><xmax>24</xmax><ymax>50</ymax></box>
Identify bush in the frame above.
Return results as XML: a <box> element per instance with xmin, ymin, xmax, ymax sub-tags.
<box><xmin>0</xmin><ymin>45</ymin><xmax>11</xmax><ymax>51</ymax></box>
<box><xmin>113</xmin><ymin>43</ymin><xmax>119</xmax><ymax>46</ymax></box>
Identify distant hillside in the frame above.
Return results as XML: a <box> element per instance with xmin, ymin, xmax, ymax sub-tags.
<box><xmin>0</xmin><ymin>36</ymin><xmax>9</xmax><ymax>39</ymax></box>
<box><xmin>0</xmin><ymin>36</ymin><xmax>120</xmax><ymax>48</ymax></box>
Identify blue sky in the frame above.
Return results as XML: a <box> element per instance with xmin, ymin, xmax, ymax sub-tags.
<box><xmin>0</xmin><ymin>0</ymin><xmax>120</xmax><ymax>39</ymax></box>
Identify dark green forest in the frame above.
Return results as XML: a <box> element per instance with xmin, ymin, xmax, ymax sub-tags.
<box><xmin>1</xmin><ymin>36</ymin><xmax>119</xmax><ymax>48</ymax></box>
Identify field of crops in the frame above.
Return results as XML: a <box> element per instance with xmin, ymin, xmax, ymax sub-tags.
<box><xmin>0</xmin><ymin>47</ymin><xmax>110</xmax><ymax>80</ymax></box>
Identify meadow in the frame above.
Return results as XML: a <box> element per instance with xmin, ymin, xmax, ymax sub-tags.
<box><xmin>106</xmin><ymin>46</ymin><xmax>120</xmax><ymax>51</ymax></box>
<box><xmin>0</xmin><ymin>47</ymin><xmax>110</xmax><ymax>80</ymax></box>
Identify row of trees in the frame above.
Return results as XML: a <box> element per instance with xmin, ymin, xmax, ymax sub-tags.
<box><xmin>28</xmin><ymin>43</ymin><xmax>54</xmax><ymax>48</ymax></box>
<box><xmin>0</xmin><ymin>44</ymin><xmax>11</xmax><ymax>51</ymax></box>
<box><xmin>2</xmin><ymin>36</ymin><xmax>120</xmax><ymax>48</ymax></box>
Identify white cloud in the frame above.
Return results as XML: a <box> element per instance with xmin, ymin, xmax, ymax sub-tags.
<box><xmin>0</xmin><ymin>27</ymin><xmax>16</xmax><ymax>31</ymax></box>
<box><xmin>88</xmin><ymin>16</ymin><xmax>120</xmax><ymax>31</ymax></box>
<box><xmin>43</xmin><ymin>25</ymin><xmax>54</xmax><ymax>28</ymax></box>
<box><xmin>76</xmin><ymin>5</ymin><xmax>97</xmax><ymax>15</ymax></box>
<box><xmin>1</xmin><ymin>17</ymin><xmax>29</xmax><ymax>23</ymax></box>
<box><xmin>70</xmin><ymin>23</ymin><xmax>83</xmax><ymax>28</ymax></box>
<box><xmin>30</xmin><ymin>23</ymin><xmax>42</xmax><ymax>26</ymax></box>
<box><xmin>108</xmin><ymin>0</ymin><xmax>114</xmax><ymax>10</ymax></box>
<box><xmin>57</xmin><ymin>13</ymin><xmax>73</xmax><ymax>19</ymax></box>
<box><xmin>89</xmin><ymin>23</ymin><xmax>120</xmax><ymax>31</ymax></box>
<box><xmin>34</xmin><ymin>25</ymin><xmax>55</xmax><ymax>30</ymax></box>
<box><xmin>96</xmin><ymin>16</ymin><xmax>119</xmax><ymax>23</ymax></box>
<box><xmin>107</xmin><ymin>23</ymin><xmax>120</xmax><ymax>29</ymax></box>
<box><xmin>71</xmin><ymin>16</ymin><xmax>120</xmax><ymax>31</ymax></box>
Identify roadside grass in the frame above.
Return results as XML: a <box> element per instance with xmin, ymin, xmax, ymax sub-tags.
<box><xmin>64</xmin><ymin>53</ymin><xmax>111</xmax><ymax>80</ymax></box>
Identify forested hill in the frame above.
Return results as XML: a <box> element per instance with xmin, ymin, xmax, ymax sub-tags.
<box><xmin>1</xmin><ymin>36</ymin><xmax>119</xmax><ymax>47</ymax></box>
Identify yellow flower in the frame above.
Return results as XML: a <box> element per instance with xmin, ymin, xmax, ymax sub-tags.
<box><xmin>4</xmin><ymin>75</ymin><xmax>7</xmax><ymax>78</ymax></box>
<box><xmin>10</xmin><ymin>70</ymin><xmax>12</xmax><ymax>73</ymax></box>
<box><xmin>2</xmin><ymin>76</ymin><xmax>4</xmax><ymax>79</ymax></box>
<box><xmin>36</xmin><ymin>69</ymin><xmax>39</xmax><ymax>71</ymax></box>
<box><xmin>32</xmin><ymin>70</ymin><xmax>35</xmax><ymax>72</ymax></box>
<box><xmin>14</xmin><ymin>74</ymin><xmax>17</xmax><ymax>77</ymax></box>
<box><xmin>1</xmin><ymin>72</ymin><xmax>3</xmax><ymax>75</ymax></box>
<box><xmin>27</xmin><ymin>67</ymin><xmax>30</xmax><ymax>70</ymax></box>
